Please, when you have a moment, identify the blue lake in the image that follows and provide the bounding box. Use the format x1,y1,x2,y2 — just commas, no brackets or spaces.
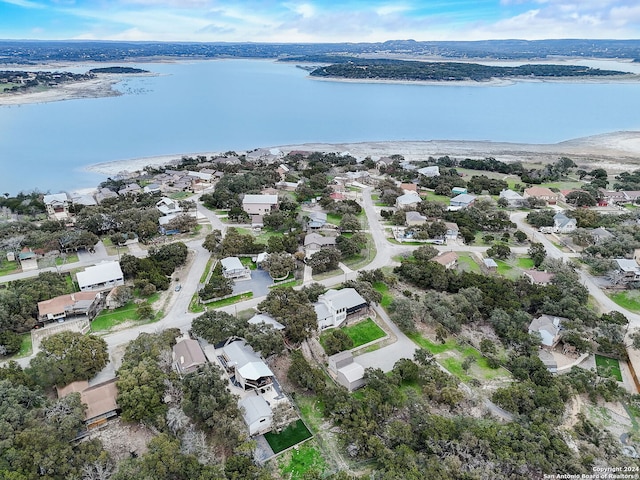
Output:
2,58,640,194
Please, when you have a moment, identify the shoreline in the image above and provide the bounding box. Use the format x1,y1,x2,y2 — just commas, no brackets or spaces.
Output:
84,131,640,177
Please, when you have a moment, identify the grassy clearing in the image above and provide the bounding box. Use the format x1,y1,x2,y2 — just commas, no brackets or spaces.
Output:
239,256,257,270
265,419,312,454
168,191,193,200
539,180,584,190
204,292,253,308
295,395,325,434
326,213,342,225
271,279,303,289
278,439,327,480
91,294,160,332
516,257,535,269
341,318,386,347
609,291,640,312
312,268,343,281
595,355,623,382
15,334,32,358
56,253,79,266
0,261,20,276
342,236,376,270
456,253,480,273
0,83,19,92
421,190,449,204
200,256,214,283
189,293,205,313
373,282,393,308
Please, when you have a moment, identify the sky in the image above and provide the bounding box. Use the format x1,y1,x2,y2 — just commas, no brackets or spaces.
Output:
1,0,640,43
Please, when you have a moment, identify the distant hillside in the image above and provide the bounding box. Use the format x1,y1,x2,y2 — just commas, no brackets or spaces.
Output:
309,60,631,82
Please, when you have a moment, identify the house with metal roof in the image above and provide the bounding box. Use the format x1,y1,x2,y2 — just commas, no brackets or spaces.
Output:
239,394,273,436
417,166,440,177
156,197,182,216
242,194,279,215
220,257,251,280
395,193,422,209
314,288,368,330
76,261,124,292
328,351,365,391
499,189,525,207
614,258,640,283
221,340,274,390
449,193,476,209
553,212,577,234
308,211,327,229
248,313,285,331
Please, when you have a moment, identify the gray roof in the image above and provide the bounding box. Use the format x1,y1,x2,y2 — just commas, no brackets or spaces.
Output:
616,258,640,273
221,257,244,272
528,315,564,337
499,189,523,200
450,193,476,205
304,233,336,247
405,211,427,222
43,193,69,204
554,212,576,228
309,211,327,223
417,166,440,176
314,302,331,321
591,227,613,239
173,339,207,373
248,313,285,331
76,262,123,290
483,258,498,268
242,194,278,205
338,361,365,383
239,395,272,426
222,341,273,380
395,193,422,205
319,288,367,310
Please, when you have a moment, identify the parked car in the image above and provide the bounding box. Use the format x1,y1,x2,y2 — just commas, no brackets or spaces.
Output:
175,284,182,292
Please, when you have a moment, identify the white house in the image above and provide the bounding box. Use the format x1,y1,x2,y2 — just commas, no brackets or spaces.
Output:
444,222,459,240
449,193,476,209
221,340,274,390
417,166,440,177
76,262,124,292
328,351,365,391
156,197,182,216
239,394,273,436
499,189,525,207
242,194,279,215
248,313,285,331
43,193,70,219
614,258,640,283
395,193,422,209
553,212,577,234
528,315,565,347
220,257,251,280
314,288,368,330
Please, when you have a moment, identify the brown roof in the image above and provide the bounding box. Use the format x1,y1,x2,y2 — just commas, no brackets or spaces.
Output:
524,186,557,198
57,379,119,422
524,270,555,284
173,339,207,374
38,291,99,318
400,183,417,192
432,251,458,266
56,380,89,397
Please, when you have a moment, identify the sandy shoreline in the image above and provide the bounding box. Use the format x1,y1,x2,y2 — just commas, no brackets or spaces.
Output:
84,131,640,177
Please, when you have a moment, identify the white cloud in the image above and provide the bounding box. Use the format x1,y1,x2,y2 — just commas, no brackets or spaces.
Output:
1,0,44,8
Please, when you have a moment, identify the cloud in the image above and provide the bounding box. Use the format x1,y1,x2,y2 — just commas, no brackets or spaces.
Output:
1,0,44,8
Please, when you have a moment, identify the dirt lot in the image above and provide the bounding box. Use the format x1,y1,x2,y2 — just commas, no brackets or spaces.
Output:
83,419,156,461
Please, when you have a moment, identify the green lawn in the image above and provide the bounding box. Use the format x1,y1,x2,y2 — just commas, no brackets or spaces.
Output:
341,318,386,347
265,419,312,454
278,440,326,480
312,268,343,281
0,261,20,276
295,395,325,434
516,257,535,269
609,291,640,312
457,253,480,273
239,256,257,270
189,293,205,313
168,191,193,200
56,253,79,266
91,293,160,332
15,334,32,358
373,282,393,308
326,213,342,225
595,355,623,382
204,291,253,308
421,190,449,204
271,279,302,289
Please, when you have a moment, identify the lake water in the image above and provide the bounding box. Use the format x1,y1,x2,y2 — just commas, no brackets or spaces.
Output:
2,58,640,194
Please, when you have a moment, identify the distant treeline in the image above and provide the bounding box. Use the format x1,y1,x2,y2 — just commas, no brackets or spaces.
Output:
88,66,149,74
309,60,629,82
0,70,94,93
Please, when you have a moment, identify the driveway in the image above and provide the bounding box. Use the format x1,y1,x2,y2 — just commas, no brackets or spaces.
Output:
232,268,273,298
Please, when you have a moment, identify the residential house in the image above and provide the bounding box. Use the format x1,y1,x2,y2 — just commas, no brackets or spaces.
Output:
625,191,640,203
405,211,427,226
37,291,104,324
156,197,182,216
328,351,366,391
523,270,555,285
376,157,395,170
76,261,124,292
395,193,422,209
173,338,207,375
400,183,418,194
499,189,525,207
57,379,119,429
314,288,369,330
43,193,70,219
399,161,417,171
329,192,345,201
221,340,274,390
143,183,161,194
94,188,118,204
449,193,476,209
599,190,626,205
248,313,285,331
17,248,38,272
432,251,458,269
614,259,640,283
538,349,558,373
242,194,279,216
553,212,577,233
444,222,459,240
72,193,97,207
451,187,468,196
239,394,273,436
220,257,251,280
528,315,565,347
304,233,337,258
591,227,613,244
246,148,281,163
118,183,142,196
523,186,559,205
308,211,327,229
417,166,440,177
277,164,290,179
483,258,498,271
